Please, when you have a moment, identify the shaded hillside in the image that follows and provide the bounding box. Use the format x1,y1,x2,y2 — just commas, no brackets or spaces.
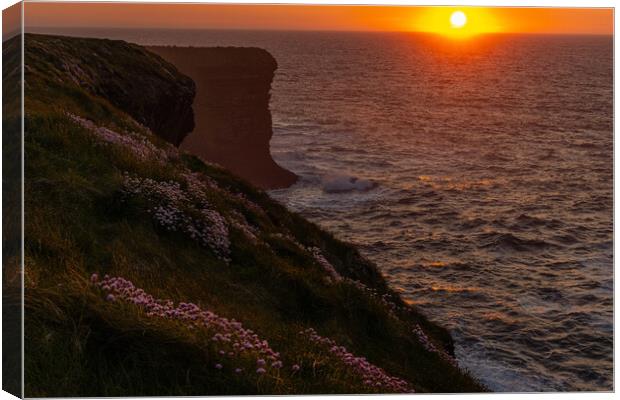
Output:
2,28,23,399
25,34,195,145
11,33,484,396
149,46,297,189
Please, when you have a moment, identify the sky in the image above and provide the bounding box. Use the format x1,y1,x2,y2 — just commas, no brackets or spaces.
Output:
2,1,20,39
23,3,613,35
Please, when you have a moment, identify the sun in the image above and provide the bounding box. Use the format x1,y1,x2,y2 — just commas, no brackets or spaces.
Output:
414,7,499,38
450,11,467,29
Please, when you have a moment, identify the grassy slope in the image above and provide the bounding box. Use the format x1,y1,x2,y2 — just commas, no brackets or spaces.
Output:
2,32,24,398
15,33,484,396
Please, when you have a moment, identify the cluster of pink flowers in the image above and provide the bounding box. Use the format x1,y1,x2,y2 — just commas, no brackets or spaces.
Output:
122,173,230,261
92,274,284,374
181,170,220,200
412,324,457,367
307,247,342,283
299,328,411,393
67,113,168,163
344,279,400,318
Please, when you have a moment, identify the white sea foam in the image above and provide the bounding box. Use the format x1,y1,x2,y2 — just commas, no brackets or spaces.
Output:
322,175,377,193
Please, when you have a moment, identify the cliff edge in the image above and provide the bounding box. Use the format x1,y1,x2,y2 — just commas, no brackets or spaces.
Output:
24,34,195,145
11,33,483,396
148,46,298,190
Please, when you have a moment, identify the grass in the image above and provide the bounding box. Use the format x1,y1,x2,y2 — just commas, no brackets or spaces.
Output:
8,33,486,396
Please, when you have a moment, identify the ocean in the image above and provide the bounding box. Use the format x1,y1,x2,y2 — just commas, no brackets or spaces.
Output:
30,27,613,392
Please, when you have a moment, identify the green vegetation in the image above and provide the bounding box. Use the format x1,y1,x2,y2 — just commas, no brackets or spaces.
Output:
7,33,485,396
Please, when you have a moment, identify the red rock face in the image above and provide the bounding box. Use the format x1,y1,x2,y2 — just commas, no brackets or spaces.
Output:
149,46,297,190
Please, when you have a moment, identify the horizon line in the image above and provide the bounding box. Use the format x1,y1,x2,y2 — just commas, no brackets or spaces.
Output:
25,26,615,36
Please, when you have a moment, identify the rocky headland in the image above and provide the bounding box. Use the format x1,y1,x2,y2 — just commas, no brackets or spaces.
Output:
149,46,297,190
7,33,484,396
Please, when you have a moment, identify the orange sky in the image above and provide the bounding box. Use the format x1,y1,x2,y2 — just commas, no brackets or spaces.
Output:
23,3,613,35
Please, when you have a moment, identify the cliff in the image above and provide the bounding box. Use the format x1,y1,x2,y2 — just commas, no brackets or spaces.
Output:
148,46,298,190
24,34,195,145
10,34,484,396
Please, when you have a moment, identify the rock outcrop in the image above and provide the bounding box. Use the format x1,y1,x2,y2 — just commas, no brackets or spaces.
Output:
25,34,195,146
149,46,297,190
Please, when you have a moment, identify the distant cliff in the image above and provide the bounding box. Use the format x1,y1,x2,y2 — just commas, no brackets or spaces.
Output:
149,46,298,190
25,34,195,146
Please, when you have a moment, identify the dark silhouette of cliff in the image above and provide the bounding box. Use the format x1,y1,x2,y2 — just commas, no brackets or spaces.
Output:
149,46,298,190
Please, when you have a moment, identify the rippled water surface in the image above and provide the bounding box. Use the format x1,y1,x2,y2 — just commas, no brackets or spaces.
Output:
34,28,613,391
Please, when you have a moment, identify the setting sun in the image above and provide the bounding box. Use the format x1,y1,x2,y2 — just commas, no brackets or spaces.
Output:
450,11,467,29
413,7,501,38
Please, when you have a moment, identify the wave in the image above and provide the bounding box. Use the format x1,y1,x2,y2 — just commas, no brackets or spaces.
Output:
477,232,557,252
322,174,378,193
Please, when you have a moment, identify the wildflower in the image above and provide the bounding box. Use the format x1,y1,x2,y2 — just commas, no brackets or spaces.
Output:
413,324,457,367
344,278,401,319
292,364,300,372
299,328,411,392
215,363,223,369
66,113,168,163
90,273,99,283
256,368,266,374
122,174,231,261
235,368,243,373
92,274,283,374
308,247,342,282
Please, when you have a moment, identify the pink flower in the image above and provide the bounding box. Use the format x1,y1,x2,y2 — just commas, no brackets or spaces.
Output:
67,113,168,163
299,328,411,392
215,363,222,369
90,273,99,283
235,368,243,373
292,364,300,372
308,247,342,282
256,368,266,374
94,274,284,375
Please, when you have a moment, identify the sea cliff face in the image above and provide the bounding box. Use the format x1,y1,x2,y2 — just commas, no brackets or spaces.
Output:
14,33,483,396
148,46,298,190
